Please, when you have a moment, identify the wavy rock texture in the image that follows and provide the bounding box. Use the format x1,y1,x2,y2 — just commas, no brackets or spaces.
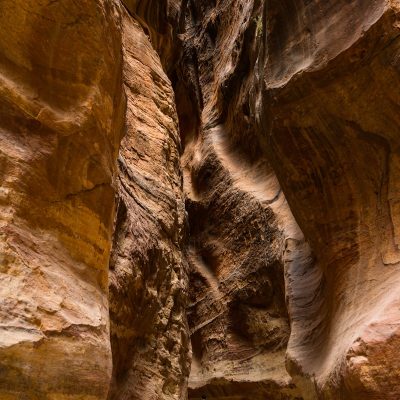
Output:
175,0,400,399
174,1,306,398
2,1,400,400
258,0,400,398
108,5,189,400
0,0,124,398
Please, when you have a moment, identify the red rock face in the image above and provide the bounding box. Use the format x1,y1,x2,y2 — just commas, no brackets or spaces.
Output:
0,0,124,398
174,1,305,398
174,0,400,398
2,1,400,399
259,0,400,398
108,6,189,400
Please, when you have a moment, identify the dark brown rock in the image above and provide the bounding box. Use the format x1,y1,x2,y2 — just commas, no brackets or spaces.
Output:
173,1,305,398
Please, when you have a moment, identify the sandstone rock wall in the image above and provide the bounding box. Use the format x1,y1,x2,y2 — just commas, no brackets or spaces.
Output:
174,0,400,398
108,5,189,400
2,1,400,400
258,1,400,398
0,1,190,398
120,0,182,72
173,1,307,398
0,0,124,398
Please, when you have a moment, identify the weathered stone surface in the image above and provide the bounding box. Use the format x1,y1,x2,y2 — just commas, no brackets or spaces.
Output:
3,1,400,399
108,6,189,400
121,0,182,72
258,0,400,398
174,1,305,398
0,0,124,398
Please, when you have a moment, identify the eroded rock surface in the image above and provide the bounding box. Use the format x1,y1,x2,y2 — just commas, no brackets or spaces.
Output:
108,6,189,400
0,0,124,398
259,0,400,398
173,1,305,398
2,1,400,399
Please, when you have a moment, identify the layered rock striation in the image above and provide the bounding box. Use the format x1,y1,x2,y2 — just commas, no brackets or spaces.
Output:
108,4,189,400
1,1,400,400
0,0,124,398
258,1,400,398
173,1,307,399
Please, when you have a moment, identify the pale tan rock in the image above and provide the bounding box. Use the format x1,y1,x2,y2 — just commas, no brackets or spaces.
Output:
0,0,124,398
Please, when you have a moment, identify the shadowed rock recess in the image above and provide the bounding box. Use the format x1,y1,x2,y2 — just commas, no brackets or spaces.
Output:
1,0,400,399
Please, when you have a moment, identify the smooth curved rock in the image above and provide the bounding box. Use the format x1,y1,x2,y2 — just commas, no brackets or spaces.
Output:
174,1,305,398
3,1,400,399
259,0,400,398
0,0,124,398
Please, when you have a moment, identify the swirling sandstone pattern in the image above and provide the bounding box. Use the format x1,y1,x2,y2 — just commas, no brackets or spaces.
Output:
108,5,189,400
174,1,304,398
259,1,400,398
1,1,400,399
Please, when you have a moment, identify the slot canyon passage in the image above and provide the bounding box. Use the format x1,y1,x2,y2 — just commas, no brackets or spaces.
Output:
2,0,400,399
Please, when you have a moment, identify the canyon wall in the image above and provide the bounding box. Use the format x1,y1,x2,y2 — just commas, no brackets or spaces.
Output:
1,0,400,399
258,1,400,398
108,4,189,400
0,0,124,398
174,1,306,398
175,0,400,398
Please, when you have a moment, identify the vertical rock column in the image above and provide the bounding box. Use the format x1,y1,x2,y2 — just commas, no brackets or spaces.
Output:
108,6,190,400
0,0,124,399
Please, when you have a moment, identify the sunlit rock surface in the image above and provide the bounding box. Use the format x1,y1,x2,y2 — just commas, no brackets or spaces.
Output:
2,1,400,399
0,0,124,398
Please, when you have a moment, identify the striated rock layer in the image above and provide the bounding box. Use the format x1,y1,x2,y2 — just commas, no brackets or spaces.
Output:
173,1,306,398
0,0,191,398
0,0,124,398
108,4,189,400
2,0,400,399
174,0,400,398
258,0,400,398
